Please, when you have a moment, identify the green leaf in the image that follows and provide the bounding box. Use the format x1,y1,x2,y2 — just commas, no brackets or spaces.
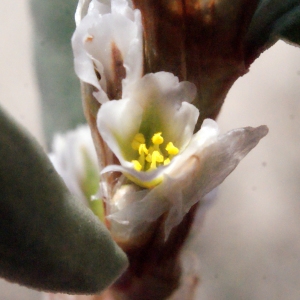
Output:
273,5,300,45
30,0,85,146
0,106,128,294
245,0,300,61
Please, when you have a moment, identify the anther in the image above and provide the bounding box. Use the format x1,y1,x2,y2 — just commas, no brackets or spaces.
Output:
164,158,171,166
138,144,148,155
166,142,179,155
149,151,164,170
152,132,164,145
132,160,142,171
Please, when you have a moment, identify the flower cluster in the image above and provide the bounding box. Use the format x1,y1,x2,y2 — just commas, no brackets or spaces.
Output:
72,0,268,240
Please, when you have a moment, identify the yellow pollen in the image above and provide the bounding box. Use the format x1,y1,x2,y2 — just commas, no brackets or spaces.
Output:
132,160,142,171
146,152,152,163
131,132,179,172
131,133,145,150
166,142,179,155
149,151,164,170
164,158,171,166
146,150,163,164
154,151,164,162
138,144,148,155
152,132,164,145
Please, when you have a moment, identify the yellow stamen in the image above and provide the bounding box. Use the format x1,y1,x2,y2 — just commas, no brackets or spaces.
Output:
146,154,152,163
155,151,164,163
138,144,148,155
132,160,142,171
149,151,164,170
166,142,179,155
138,144,148,169
164,158,171,166
146,146,154,163
152,132,164,145
131,132,179,172
131,133,145,150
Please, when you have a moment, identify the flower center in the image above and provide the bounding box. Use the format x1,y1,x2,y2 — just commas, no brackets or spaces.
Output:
131,132,179,171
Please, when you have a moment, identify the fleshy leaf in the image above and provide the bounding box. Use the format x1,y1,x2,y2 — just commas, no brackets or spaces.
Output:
245,0,300,62
0,106,128,294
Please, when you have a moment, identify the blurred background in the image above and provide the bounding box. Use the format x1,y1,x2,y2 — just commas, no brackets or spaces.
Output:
0,0,300,299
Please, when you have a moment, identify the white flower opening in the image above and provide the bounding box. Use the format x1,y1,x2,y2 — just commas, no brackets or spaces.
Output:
72,0,269,240
98,72,200,188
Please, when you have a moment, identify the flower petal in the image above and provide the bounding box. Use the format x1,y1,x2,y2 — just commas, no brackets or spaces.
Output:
125,72,198,148
97,98,143,164
49,125,99,203
162,125,269,236
97,72,199,175
72,12,104,94
75,0,92,25
166,118,220,166
107,125,268,240
72,0,142,103
102,164,165,188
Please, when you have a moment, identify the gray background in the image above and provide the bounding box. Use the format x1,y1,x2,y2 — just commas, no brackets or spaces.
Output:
1,0,300,299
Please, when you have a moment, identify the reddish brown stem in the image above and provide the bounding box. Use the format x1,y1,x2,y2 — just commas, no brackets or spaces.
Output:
132,0,259,129
106,203,199,300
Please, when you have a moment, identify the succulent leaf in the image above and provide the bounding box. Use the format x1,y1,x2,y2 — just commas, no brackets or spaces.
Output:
0,106,127,294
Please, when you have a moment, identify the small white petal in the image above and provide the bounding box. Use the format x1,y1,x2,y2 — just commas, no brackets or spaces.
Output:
111,0,134,15
121,9,143,89
107,125,268,240
124,72,198,148
125,72,196,105
72,0,143,103
49,125,99,203
102,164,165,188
72,13,103,92
97,98,143,164
107,185,169,240
84,13,137,82
166,118,220,168
75,0,92,25
97,72,199,176
88,1,111,16
163,125,269,236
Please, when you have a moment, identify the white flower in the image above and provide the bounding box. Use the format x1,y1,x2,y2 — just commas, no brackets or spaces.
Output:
72,0,143,103
98,71,200,188
72,0,269,240
49,125,99,204
96,71,268,239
